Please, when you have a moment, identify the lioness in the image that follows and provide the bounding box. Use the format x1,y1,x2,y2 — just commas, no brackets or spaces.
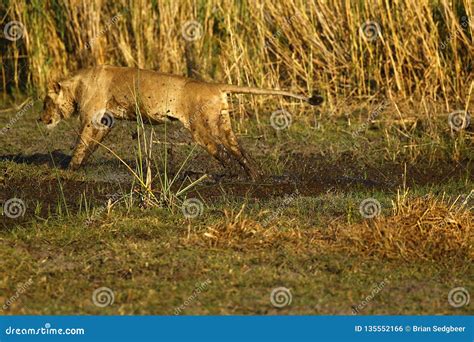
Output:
40,65,322,179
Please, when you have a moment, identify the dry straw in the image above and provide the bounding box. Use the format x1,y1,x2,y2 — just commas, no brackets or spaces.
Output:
184,195,472,263
1,0,472,110
337,194,473,263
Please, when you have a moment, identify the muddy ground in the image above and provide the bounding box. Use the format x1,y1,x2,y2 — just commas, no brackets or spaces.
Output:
1,146,471,228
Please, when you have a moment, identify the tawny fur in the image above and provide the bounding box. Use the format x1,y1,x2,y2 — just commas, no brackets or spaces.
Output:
40,65,322,179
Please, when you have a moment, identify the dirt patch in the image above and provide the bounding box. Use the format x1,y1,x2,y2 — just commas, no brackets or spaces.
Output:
0,177,120,228
1,151,471,228
285,152,471,187
187,152,472,199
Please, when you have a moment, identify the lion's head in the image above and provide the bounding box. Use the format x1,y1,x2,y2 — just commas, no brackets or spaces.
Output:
40,81,75,129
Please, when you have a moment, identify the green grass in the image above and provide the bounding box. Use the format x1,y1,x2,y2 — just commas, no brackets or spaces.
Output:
1,203,471,315
0,98,473,315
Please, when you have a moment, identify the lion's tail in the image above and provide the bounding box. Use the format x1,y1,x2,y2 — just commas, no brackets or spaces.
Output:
219,84,323,106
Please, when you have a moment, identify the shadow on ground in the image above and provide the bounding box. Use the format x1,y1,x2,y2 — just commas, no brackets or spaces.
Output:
0,150,71,169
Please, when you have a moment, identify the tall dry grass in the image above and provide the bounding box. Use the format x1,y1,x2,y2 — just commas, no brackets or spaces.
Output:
1,0,473,110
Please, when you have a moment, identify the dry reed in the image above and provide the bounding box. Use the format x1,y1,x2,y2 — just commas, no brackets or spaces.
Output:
1,0,472,111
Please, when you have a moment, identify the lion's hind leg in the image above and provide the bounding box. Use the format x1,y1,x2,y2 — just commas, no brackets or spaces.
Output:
188,99,261,180
215,108,261,180
188,117,235,173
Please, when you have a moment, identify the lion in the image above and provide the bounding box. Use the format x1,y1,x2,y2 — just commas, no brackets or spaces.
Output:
40,65,323,179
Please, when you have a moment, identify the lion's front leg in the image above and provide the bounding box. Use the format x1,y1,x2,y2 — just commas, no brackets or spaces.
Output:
69,122,112,170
